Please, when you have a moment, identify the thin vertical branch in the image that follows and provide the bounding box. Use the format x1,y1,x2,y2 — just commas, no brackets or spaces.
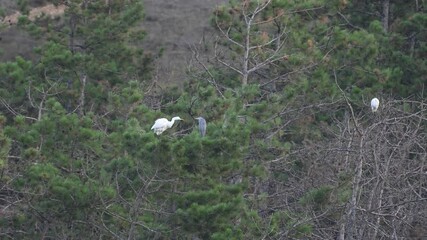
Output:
78,74,87,116
334,69,365,240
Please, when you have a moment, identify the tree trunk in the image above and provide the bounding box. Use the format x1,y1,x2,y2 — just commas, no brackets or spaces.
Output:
345,135,365,240
382,0,390,33
242,21,251,86
78,74,86,116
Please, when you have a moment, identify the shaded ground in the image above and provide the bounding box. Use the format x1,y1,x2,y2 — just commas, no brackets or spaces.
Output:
141,0,226,87
0,27,41,61
0,0,226,86
0,0,55,61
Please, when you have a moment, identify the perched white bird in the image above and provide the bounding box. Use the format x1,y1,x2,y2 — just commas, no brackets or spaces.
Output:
371,98,379,112
151,117,183,135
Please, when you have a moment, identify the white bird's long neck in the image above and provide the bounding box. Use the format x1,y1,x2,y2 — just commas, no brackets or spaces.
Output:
169,119,175,127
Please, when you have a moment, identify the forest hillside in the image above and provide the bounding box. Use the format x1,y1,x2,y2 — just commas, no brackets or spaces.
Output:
0,0,426,239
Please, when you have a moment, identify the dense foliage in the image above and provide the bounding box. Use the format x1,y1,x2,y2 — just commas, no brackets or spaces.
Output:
1,0,426,239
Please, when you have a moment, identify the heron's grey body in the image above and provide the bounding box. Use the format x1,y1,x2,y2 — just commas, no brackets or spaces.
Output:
371,98,379,112
151,116,182,135
195,117,206,137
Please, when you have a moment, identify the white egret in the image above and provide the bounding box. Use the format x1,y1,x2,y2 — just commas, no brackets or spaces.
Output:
195,117,206,137
151,116,183,135
371,98,379,112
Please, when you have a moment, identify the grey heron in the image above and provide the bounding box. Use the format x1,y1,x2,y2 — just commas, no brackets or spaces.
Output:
195,117,206,137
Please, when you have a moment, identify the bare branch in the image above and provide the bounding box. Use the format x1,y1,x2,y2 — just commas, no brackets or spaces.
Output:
189,44,226,98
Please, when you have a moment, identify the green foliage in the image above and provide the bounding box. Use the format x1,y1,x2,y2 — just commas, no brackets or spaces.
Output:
176,184,244,239
26,163,58,184
0,7,5,19
0,115,11,170
345,0,427,97
294,224,313,238
49,175,94,207
299,185,333,209
17,0,29,14
0,57,32,103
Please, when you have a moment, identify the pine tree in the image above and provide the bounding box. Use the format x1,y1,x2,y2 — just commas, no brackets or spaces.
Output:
0,0,156,238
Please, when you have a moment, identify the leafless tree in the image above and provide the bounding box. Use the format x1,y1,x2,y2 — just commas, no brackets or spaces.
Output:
213,0,287,86
322,97,426,240
242,91,427,239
